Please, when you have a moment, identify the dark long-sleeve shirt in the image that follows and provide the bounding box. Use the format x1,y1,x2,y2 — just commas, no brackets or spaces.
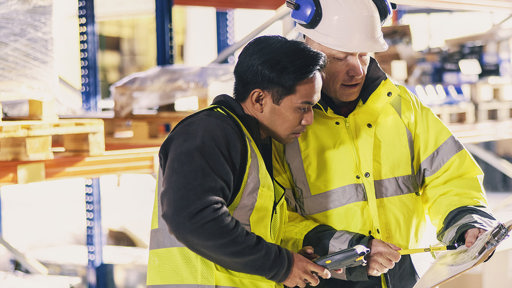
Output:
158,94,293,282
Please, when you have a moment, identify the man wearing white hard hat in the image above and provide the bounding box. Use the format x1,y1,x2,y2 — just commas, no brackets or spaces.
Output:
273,0,497,287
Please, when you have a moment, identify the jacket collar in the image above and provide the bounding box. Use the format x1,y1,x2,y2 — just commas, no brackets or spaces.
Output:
316,57,387,114
211,94,265,147
211,94,274,176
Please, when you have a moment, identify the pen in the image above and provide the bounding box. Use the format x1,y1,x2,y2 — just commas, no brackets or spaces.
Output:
399,243,459,255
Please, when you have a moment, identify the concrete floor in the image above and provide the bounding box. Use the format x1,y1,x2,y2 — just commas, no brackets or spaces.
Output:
0,176,511,287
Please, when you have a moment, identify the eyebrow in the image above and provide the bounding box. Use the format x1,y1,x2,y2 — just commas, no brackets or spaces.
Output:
300,101,316,106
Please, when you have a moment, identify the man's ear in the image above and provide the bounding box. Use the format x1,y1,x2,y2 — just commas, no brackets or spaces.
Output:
247,89,267,113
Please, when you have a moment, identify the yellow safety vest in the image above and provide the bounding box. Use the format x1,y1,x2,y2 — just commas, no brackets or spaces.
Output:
147,106,292,288
274,78,489,251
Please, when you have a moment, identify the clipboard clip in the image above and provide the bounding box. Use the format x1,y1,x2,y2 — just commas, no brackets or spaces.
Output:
487,223,509,249
475,222,510,258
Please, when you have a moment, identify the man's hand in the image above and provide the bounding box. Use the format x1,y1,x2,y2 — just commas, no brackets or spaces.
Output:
282,252,331,288
298,246,319,261
464,228,486,248
366,239,401,277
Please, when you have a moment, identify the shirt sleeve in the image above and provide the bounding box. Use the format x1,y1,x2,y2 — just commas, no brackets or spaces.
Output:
159,111,293,283
399,85,497,241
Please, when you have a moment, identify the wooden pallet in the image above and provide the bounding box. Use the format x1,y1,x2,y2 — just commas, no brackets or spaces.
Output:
431,102,476,124
0,119,105,161
104,111,192,146
475,101,512,122
0,98,58,122
449,120,512,144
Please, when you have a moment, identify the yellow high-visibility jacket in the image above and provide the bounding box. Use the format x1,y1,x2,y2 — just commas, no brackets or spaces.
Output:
147,102,318,288
273,76,496,285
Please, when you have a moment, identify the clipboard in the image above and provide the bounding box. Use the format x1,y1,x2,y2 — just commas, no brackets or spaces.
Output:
413,220,512,288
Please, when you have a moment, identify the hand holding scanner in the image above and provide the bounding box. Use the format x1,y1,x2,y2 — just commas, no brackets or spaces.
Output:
313,245,370,270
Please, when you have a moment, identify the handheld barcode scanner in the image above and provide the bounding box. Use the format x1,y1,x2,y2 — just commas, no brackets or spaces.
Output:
314,245,370,270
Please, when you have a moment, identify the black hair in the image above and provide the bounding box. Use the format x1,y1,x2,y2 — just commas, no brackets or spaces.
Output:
233,35,326,104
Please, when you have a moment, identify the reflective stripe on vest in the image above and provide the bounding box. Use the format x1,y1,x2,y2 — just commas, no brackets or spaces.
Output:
417,135,464,186
232,139,261,232
149,169,185,250
328,230,360,253
285,104,465,216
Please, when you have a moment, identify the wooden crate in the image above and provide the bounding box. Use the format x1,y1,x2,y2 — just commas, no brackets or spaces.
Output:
0,119,105,161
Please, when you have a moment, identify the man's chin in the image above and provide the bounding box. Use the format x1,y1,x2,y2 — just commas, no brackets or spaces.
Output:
289,133,303,142
280,137,296,145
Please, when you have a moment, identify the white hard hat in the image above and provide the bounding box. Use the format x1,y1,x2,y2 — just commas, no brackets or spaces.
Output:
287,0,393,53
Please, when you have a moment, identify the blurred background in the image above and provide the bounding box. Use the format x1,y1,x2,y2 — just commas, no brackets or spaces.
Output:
1,0,512,287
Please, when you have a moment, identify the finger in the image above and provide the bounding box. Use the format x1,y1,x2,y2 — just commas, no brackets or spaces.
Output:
368,267,380,276
303,273,320,287
376,256,395,269
367,265,379,276
334,268,343,274
384,256,398,269
310,266,330,279
302,246,315,254
387,251,401,263
368,262,388,276
465,229,479,247
386,242,402,250
318,268,331,279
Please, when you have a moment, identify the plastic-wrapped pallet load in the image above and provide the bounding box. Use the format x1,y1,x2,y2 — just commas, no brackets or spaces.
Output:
0,0,57,113
110,64,235,117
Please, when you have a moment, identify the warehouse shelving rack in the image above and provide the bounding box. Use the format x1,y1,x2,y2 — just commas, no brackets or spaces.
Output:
0,1,281,287
1,1,512,288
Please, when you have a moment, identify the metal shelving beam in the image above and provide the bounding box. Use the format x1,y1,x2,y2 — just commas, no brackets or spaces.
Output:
212,4,290,64
156,0,175,65
216,9,235,64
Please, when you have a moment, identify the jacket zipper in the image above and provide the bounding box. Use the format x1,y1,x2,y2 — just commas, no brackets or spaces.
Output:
344,117,378,237
270,180,286,236
344,118,362,181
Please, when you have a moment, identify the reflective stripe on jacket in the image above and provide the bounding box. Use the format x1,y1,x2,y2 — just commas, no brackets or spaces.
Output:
147,106,287,288
274,78,492,252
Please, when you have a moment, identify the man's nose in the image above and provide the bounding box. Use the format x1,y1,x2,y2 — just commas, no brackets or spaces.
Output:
346,56,364,78
302,109,314,126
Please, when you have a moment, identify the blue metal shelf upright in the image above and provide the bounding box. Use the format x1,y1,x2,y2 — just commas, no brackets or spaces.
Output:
78,1,108,287
79,0,100,112
156,0,175,65
216,9,235,64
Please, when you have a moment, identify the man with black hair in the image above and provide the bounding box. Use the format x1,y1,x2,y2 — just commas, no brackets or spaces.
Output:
147,35,333,288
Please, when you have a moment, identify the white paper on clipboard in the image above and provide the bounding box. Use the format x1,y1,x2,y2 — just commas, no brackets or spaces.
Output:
413,220,512,288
